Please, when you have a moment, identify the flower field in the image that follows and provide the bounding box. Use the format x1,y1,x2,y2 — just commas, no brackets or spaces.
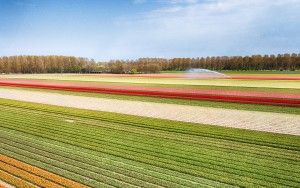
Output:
1,0,300,186
0,99,299,187
0,72,299,187
0,76,299,106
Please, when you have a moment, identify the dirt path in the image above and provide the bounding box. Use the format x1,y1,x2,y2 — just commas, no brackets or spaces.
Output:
0,88,299,135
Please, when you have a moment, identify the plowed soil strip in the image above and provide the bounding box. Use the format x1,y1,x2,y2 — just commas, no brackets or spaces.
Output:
0,88,299,135
0,154,89,188
0,79,299,106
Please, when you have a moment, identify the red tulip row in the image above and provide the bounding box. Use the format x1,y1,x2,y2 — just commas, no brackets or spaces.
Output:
0,79,299,107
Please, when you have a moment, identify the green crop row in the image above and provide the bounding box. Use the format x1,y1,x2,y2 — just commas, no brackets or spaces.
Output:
0,98,299,187
1,107,298,172
1,113,298,183
4,98,300,149
1,102,299,161
0,119,241,187
0,104,298,184
0,128,224,188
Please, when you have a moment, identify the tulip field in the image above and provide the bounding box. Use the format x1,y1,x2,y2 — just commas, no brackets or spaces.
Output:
0,73,300,107
0,72,299,187
0,99,299,187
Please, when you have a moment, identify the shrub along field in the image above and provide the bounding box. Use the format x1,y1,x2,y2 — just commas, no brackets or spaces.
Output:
0,99,299,187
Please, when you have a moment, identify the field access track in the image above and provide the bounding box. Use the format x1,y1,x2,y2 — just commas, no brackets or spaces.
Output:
0,79,299,106
0,88,299,135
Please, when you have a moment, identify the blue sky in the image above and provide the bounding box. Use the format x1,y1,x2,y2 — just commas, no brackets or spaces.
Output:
0,0,299,60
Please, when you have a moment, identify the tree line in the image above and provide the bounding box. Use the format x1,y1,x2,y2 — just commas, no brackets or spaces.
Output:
0,56,97,74
0,53,299,74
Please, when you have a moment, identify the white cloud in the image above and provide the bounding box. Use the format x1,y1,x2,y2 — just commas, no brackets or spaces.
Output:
104,0,300,59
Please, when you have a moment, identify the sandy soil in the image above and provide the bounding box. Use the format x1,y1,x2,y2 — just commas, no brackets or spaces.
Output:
0,88,299,136
0,180,15,188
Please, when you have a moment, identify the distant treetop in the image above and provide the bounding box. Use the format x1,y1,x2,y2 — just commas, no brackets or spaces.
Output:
0,53,299,74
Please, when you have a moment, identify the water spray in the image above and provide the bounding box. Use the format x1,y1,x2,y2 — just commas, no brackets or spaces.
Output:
185,69,229,79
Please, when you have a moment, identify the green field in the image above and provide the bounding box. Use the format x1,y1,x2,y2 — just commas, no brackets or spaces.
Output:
0,99,299,187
